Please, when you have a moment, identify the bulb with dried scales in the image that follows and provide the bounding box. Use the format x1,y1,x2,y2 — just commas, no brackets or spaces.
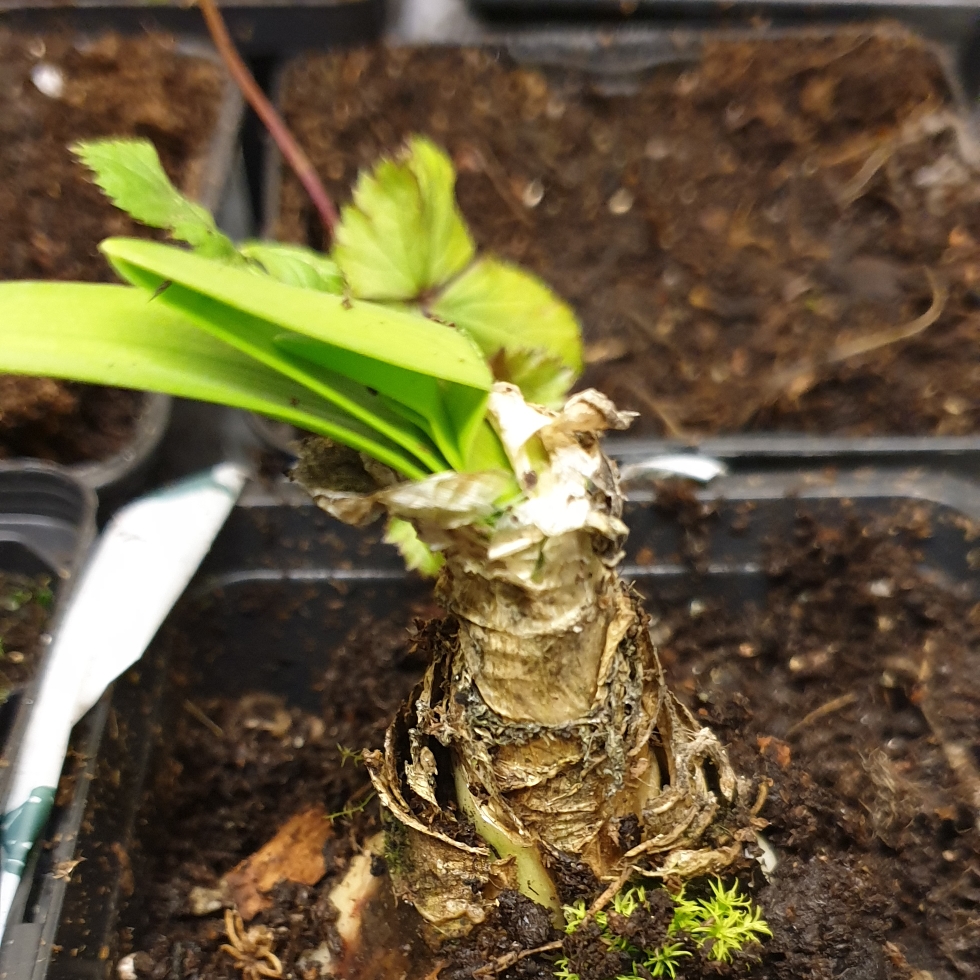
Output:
0,135,759,955
297,383,756,939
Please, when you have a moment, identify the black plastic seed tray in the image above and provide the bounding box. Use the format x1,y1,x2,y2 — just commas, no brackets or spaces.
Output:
467,0,980,59
0,0,385,58
500,23,980,476
32,466,980,979
606,432,980,480
0,463,98,789
0,464,97,980
262,21,980,478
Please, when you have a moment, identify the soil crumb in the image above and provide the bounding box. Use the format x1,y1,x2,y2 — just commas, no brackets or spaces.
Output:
277,27,980,438
0,30,224,463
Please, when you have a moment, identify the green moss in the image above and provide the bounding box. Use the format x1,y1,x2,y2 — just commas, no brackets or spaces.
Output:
556,878,771,980
382,815,409,876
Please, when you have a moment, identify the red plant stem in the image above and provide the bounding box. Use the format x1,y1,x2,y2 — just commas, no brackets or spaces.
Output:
197,0,339,238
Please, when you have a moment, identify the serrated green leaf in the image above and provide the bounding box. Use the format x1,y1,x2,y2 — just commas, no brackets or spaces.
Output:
492,347,577,408
430,257,583,407
333,136,475,301
72,139,237,260
0,282,429,478
383,518,445,576
409,138,476,288
240,241,344,293
334,159,422,299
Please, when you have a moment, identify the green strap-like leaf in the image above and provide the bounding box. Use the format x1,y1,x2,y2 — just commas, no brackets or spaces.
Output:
333,136,475,301
0,282,430,479
275,335,472,470
103,242,494,471
103,245,450,473
430,257,583,407
102,238,492,391
72,139,238,261
102,238,493,469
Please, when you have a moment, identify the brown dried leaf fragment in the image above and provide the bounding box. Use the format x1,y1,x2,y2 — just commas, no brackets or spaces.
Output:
222,805,332,920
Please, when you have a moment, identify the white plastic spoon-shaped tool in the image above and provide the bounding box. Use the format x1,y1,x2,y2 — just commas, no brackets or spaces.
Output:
0,463,248,940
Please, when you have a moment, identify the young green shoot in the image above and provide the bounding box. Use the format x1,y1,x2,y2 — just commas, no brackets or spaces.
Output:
0,581,51,613
337,744,363,768
675,878,773,965
3,590,32,613
326,792,376,825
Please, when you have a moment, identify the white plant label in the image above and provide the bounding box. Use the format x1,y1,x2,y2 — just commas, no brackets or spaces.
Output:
0,463,248,940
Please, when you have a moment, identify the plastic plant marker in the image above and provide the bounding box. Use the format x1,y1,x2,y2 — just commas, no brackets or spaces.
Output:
0,463,249,941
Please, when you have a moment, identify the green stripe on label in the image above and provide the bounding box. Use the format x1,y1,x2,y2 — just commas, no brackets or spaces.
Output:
1,787,55,875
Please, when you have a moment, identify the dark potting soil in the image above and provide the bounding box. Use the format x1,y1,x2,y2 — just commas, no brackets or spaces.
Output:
0,30,224,464
98,500,980,980
276,28,980,439
0,376,144,465
0,571,53,702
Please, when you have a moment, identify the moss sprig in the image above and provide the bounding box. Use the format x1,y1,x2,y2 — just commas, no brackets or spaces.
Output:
554,878,771,980
672,878,772,964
